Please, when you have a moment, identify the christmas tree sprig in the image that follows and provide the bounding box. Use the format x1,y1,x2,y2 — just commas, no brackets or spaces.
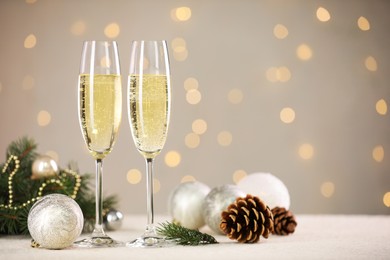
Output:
0,136,118,235
157,221,218,246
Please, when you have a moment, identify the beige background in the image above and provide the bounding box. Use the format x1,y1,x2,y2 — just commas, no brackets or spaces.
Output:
0,0,389,215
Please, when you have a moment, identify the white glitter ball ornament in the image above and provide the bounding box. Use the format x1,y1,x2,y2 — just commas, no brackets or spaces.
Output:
202,184,246,234
237,172,290,209
28,193,84,249
168,181,211,229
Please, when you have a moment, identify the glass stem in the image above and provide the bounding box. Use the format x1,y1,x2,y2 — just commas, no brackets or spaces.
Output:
93,158,105,237
145,158,155,235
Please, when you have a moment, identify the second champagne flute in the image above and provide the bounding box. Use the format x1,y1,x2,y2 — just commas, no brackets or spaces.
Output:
76,41,122,247
126,40,172,247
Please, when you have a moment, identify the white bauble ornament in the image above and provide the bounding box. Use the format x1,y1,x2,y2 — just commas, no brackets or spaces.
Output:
202,185,245,234
28,194,84,249
31,155,59,180
237,172,290,209
168,181,211,229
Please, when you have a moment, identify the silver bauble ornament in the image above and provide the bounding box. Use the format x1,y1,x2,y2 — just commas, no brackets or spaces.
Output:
28,193,84,249
202,184,245,234
31,155,59,180
237,172,290,209
103,209,123,231
168,181,211,229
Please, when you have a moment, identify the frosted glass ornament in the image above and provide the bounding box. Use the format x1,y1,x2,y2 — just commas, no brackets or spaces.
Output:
202,184,246,234
168,181,211,229
237,172,290,209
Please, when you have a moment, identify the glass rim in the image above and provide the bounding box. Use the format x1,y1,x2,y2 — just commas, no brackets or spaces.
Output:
82,40,118,44
130,40,167,43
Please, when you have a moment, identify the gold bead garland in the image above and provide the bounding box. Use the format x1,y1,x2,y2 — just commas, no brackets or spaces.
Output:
61,169,82,199
0,154,82,211
1,155,20,207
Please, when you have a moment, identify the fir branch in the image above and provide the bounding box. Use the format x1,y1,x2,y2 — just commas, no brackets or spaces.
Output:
0,136,119,235
157,222,218,246
5,136,38,160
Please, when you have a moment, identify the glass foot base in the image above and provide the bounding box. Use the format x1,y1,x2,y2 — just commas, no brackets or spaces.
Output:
74,236,123,248
126,235,175,248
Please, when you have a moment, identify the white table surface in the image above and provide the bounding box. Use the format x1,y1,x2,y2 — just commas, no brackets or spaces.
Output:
1,214,389,260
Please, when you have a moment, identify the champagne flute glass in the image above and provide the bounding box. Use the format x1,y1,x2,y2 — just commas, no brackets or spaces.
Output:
126,40,172,247
76,41,122,247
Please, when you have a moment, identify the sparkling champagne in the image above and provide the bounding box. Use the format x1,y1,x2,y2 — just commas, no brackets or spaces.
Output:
128,74,170,158
79,74,122,159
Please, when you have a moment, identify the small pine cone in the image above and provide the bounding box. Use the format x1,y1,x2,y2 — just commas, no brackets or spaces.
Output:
220,194,274,243
271,207,297,235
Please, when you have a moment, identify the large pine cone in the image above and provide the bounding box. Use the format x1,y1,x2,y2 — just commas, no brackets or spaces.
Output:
271,207,297,235
220,194,274,243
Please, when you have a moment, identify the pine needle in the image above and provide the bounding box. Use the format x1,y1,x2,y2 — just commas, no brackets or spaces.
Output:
156,222,218,246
